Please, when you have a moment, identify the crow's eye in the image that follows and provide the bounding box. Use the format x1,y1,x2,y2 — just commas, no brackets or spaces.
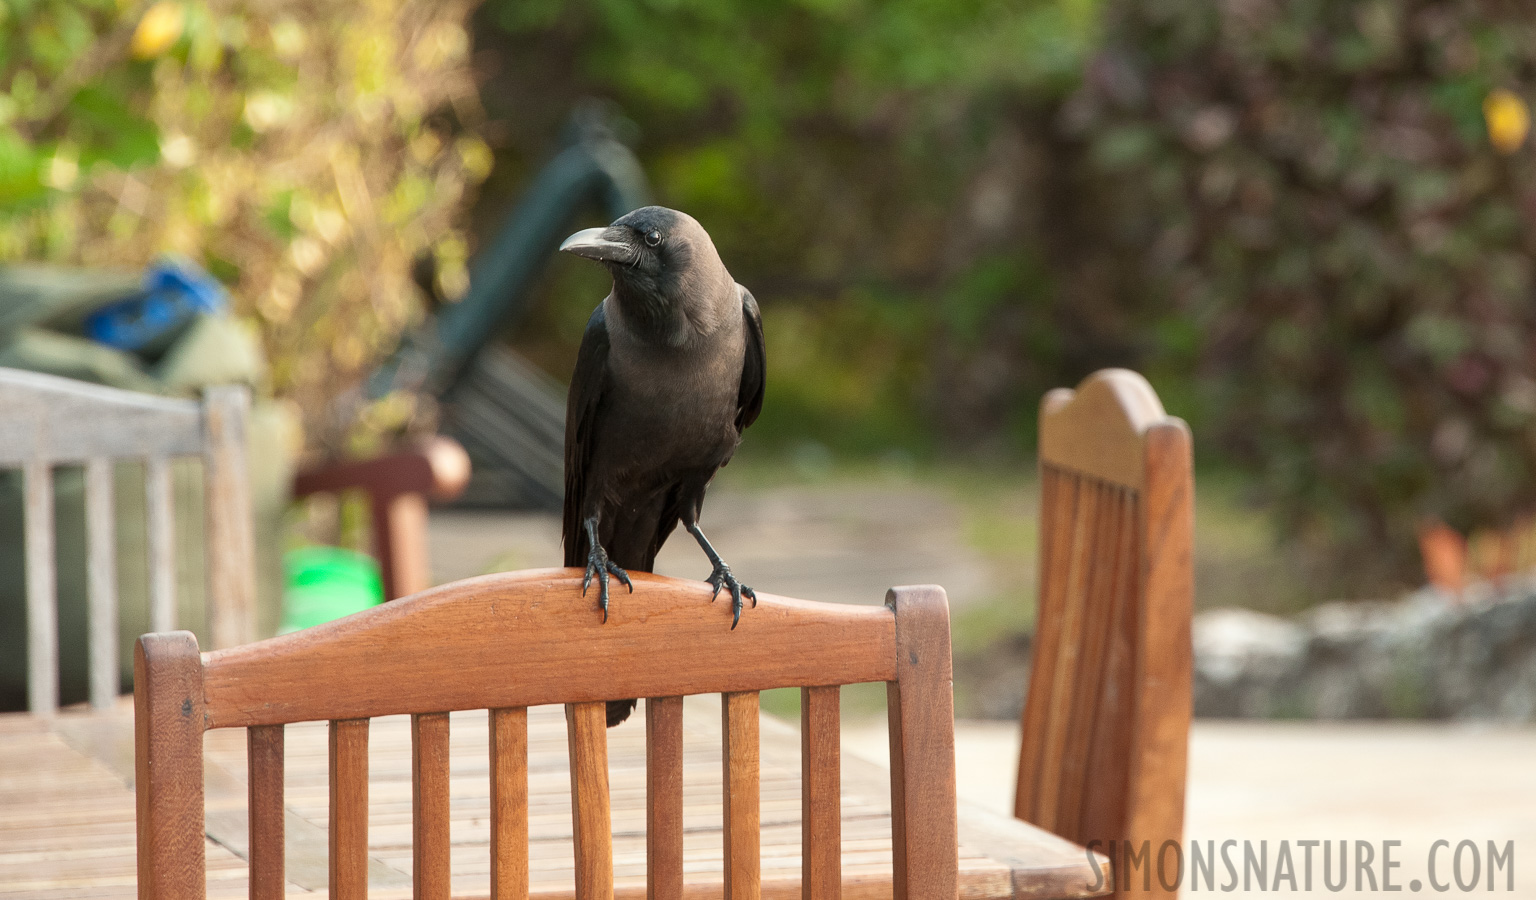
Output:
644,230,662,247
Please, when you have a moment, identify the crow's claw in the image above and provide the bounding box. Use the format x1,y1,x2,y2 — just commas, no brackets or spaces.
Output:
706,563,753,630
582,544,630,623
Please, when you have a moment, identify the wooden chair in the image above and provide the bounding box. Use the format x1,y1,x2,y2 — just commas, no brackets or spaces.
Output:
1013,369,1193,897
292,435,472,600
134,570,959,899
0,367,255,716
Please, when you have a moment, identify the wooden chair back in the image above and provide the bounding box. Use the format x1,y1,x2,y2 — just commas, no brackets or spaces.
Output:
292,435,472,600
0,367,255,715
1013,369,1193,896
134,570,958,900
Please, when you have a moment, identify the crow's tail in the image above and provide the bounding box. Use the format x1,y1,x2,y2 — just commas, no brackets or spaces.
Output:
606,698,637,727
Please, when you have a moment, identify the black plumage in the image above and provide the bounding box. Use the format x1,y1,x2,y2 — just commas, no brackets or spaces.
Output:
559,206,766,726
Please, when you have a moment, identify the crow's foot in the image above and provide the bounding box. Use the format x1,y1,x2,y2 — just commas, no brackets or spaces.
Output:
581,543,632,622
706,563,756,630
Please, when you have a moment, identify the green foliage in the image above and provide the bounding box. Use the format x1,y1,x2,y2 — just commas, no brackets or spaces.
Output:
1070,0,1536,587
0,0,486,452
481,0,1536,593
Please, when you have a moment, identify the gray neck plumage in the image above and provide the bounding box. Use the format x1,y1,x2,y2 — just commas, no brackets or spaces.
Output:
609,286,698,349
610,270,734,350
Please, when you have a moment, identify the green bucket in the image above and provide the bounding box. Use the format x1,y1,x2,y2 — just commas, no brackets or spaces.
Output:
280,546,384,634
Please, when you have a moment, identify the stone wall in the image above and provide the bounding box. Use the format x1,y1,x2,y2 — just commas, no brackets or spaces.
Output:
1195,580,1536,721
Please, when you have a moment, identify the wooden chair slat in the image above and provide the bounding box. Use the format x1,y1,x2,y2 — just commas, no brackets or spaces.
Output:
885,586,957,900
644,696,684,900
202,384,256,650
24,459,57,716
413,712,452,900
565,701,613,900
329,718,370,900
247,724,285,900
800,685,841,900
1079,478,1139,846
85,457,118,709
1013,462,1066,821
1056,482,1134,839
1035,475,1100,831
1015,465,1076,824
722,691,760,900
145,454,177,633
4,369,253,714
490,707,530,900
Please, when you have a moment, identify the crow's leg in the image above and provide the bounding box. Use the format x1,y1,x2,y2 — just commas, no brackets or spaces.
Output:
686,521,756,629
581,516,632,622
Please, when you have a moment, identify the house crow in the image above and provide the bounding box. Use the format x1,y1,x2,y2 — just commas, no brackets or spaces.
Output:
559,206,766,726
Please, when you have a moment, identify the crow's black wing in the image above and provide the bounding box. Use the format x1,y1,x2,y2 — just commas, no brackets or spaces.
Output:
563,303,611,567
736,284,766,433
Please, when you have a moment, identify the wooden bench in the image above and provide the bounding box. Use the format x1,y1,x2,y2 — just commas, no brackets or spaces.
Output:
0,367,255,715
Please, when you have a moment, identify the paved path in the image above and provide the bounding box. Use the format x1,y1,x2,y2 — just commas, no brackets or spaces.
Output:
843,720,1536,899
429,482,994,610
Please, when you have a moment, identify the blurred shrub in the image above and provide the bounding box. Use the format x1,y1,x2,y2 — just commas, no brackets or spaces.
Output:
1069,0,1536,588
479,0,1536,593
0,0,485,453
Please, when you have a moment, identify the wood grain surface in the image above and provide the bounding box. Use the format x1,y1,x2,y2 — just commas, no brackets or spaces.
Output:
85,457,118,710
1037,369,1166,489
1,368,255,714
329,718,370,900
722,692,761,900
111,568,1112,900
200,571,899,728
0,368,203,465
414,712,452,900
566,702,613,900
491,706,531,900
145,454,177,634
132,633,206,900
884,586,958,900
247,725,285,900
800,686,840,900
1015,369,1192,900
8,697,1107,900
644,697,684,900
24,459,56,717
201,384,256,650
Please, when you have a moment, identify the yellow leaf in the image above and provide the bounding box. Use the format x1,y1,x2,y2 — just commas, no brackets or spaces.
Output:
131,2,184,60
1484,88,1530,155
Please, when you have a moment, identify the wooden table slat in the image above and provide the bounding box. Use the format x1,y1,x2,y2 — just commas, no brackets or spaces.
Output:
1,699,1108,899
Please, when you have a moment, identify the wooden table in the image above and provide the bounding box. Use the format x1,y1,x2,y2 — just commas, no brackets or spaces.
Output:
1,698,1108,899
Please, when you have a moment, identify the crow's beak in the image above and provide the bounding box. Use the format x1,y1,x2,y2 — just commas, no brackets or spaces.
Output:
560,227,637,264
